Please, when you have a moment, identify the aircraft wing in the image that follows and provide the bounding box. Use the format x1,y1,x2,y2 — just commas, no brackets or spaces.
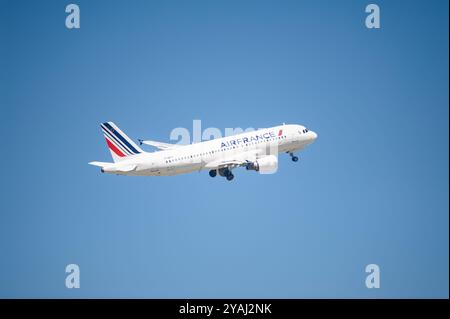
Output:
138,139,182,151
204,151,259,169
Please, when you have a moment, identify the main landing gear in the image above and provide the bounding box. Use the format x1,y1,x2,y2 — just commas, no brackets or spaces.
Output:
289,152,299,162
209,169,217,177
226,172,234,181
209,168,234,181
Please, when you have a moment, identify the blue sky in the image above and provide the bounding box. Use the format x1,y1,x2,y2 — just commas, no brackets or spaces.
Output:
0,0,448,298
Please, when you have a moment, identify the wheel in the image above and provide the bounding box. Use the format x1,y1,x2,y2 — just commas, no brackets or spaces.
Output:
226,173,234,181
209,170,217,177
292,156,299,162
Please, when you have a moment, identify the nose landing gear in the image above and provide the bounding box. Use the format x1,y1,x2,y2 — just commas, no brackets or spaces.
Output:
289,152,299,162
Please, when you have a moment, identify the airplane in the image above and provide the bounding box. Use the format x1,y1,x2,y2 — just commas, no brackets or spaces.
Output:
89,122,318,181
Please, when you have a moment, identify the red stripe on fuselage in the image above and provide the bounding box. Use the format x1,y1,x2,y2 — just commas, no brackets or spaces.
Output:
278,129,283,136
105,137,125,157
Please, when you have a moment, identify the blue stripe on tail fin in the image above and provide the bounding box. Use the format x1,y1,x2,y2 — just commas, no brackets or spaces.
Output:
101,122,144,156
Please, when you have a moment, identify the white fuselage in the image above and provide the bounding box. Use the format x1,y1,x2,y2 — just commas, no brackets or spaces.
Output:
101,124,317,176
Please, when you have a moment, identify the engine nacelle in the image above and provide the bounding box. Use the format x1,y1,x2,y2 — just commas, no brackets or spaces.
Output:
246,155,278,174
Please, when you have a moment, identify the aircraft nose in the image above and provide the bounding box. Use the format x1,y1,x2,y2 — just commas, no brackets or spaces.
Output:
310,131,318,141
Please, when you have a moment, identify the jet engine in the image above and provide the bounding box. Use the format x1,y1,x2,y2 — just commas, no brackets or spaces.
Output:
245,155,278,174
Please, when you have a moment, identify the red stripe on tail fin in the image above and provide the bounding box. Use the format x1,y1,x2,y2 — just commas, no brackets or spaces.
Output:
105,138,125,157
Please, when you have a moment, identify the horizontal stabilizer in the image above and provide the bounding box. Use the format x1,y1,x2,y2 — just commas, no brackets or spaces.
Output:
88,161,136,173
88,161,112,167
138,139,182,151
114,164,137,172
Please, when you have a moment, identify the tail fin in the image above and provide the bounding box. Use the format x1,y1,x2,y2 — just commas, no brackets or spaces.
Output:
100,122,144,162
